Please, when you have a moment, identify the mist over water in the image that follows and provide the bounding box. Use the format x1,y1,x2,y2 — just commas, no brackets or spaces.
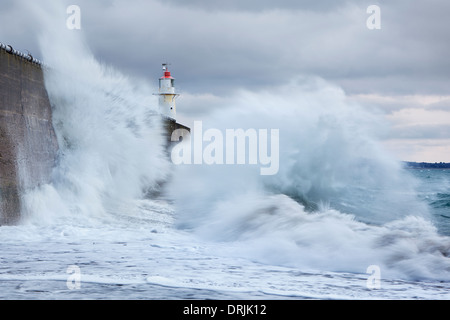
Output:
167,80,450,280
15,0,450,289
170,79,429,225
21,1,170,223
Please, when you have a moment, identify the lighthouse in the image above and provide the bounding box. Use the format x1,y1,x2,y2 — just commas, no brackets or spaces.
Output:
156,63,179,120
155,63,190,148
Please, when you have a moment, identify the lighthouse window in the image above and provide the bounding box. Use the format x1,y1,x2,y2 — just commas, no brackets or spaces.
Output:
171,79,175,87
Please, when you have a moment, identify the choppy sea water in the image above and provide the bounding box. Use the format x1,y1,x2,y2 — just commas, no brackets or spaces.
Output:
412,169,450,237
1,170,450,300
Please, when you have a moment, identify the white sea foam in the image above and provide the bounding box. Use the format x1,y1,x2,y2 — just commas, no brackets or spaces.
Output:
167,78,450,281
20,0,170,224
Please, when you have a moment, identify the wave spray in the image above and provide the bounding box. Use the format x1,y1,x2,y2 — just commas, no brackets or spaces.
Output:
19,0,450,282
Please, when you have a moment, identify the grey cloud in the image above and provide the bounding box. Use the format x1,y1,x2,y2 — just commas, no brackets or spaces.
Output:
2,0,450,98
391,124,450,140
156,0,352,12
85,0,450,97
429,99,450,112
0,1,39,54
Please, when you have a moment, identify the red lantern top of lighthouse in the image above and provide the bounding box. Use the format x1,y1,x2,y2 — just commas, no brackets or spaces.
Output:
161,63,174,79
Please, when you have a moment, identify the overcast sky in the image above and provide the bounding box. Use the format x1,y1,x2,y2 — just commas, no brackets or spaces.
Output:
1,0,449,162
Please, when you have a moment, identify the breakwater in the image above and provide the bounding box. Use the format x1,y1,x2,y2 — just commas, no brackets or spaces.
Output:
0,44,58,225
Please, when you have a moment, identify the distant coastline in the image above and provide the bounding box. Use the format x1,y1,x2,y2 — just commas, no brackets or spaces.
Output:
403,161,450,169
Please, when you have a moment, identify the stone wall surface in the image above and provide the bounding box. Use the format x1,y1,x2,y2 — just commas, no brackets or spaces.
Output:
0,48,58,225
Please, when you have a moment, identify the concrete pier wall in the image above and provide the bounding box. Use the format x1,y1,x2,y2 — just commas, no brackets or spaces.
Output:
0,46,58,225
163,117,191,147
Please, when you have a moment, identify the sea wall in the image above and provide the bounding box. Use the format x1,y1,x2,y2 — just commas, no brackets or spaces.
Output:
0,45,58,225
163,117,191,148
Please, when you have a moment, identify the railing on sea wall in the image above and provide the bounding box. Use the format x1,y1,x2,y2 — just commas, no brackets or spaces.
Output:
0,42,43,66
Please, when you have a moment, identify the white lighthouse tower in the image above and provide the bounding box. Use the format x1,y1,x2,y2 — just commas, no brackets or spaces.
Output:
156,63,179,120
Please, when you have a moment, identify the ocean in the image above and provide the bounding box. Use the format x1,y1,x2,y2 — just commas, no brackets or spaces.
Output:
0,170,449,300
412,169,450,237
1,6,450,300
